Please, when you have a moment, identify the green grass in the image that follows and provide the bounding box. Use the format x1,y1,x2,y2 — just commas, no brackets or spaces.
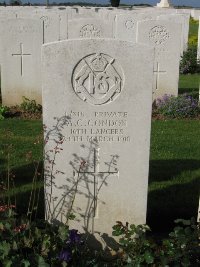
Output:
0,119,43,216
0,119,42,169
179,73,199,97
0,119,200,232
148,120,200,231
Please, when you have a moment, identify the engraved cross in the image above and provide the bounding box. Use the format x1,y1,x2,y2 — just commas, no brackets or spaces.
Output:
12,43,31,76
153,62,166,90
78,148,119,218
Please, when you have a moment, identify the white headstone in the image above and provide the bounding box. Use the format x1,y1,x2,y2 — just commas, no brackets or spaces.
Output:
116,12,153,42
137,20,182,100
191,9,200,20
67,18,113,39
42,39,154,239
69,7,97,19
0,18,43,106
158,14,188,54
32,11,62,44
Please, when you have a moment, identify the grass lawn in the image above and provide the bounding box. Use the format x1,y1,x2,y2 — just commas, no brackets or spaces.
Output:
179,73,199,98
0,119,44,217
148,120,200,232
0,118,200,233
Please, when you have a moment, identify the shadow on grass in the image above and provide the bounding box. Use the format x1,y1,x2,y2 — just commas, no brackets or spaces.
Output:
149,159,200,183
147,160,200,232
1,159,199,234
0,162,44,219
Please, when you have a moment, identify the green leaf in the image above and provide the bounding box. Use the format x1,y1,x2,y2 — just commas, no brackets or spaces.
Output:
12,241,18,250
67,213,76,220
0,222,4,230
130,224,136,231
2,260,12,267
174,219,191,226
37,256,50,267
58,225,69,241
34,227,41,239
182,257,190,266
144,251,154,264
0,241,11,258
21,259,31,267
4,223,11,230
184,227,192,235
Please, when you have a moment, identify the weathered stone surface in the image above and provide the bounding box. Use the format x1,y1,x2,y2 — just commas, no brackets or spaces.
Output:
137,20,182,99
116,12,152,42
191,9,200,20
0,18,43,106
158,13,189,53
67,18,113,39
42,39,154,238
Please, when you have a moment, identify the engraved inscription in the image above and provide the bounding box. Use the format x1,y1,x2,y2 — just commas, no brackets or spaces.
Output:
18,25,29,33
125,20,134,30
14,23,35,34
149,25,169,45
65,110,131,143
80,24,101,38
72,53,124,105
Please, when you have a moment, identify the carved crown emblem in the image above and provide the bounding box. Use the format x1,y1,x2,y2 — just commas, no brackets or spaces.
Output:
72,53,124,105
90,54,107,72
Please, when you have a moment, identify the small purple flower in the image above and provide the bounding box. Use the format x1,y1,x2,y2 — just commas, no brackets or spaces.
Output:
66,229,83,246
59,249,72,262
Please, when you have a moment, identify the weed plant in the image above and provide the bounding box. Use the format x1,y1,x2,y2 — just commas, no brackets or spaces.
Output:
0,106,9,120
20,96,42,115
155,94,200,119
180,46,200,74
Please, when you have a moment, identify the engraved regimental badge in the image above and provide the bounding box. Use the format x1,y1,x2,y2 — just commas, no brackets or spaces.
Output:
80,24,101,38
149,25,170,45
72,53,124,105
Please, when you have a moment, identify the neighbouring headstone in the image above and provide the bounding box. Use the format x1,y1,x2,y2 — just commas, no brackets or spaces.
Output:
191,9,200,20
67,18,114,39
158,13,189,53
137,20,182,100
0,18,43,106
115,13,144,42
42,39,154,241
33,11,62,44
69,7,97,19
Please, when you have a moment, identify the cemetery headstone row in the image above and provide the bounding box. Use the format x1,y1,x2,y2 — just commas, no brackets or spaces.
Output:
0,6,186,106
